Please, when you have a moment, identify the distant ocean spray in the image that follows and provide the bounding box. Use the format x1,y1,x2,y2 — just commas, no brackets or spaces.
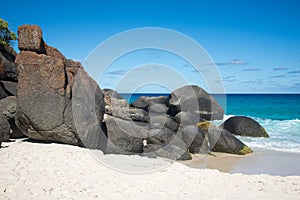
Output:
121,93,300,153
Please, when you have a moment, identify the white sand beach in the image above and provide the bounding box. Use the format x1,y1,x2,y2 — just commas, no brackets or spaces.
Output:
0,140,299,200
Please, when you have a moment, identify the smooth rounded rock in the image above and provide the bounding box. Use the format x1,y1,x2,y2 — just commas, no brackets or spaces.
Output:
222,116,269,137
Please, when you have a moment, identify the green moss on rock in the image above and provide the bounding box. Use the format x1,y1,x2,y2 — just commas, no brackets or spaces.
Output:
197,121,212,131
239,146,253,155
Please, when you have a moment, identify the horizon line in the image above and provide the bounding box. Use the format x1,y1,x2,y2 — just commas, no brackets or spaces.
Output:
118,92,300,95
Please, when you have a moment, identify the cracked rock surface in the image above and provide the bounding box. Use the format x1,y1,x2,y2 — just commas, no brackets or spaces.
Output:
15,25,105,149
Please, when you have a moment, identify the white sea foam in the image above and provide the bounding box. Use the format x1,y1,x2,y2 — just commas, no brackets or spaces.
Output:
212,115,300,153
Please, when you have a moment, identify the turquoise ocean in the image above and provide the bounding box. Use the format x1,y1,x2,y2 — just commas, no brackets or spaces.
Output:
122,93,300,153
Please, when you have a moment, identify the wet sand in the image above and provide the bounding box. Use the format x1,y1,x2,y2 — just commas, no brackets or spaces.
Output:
179,148,300,176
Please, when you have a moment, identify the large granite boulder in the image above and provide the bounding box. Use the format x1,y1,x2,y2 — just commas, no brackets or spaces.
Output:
44,43,66,61
0,80,17,99
0,45,18,82
143,143,192,160
15,25,105,149
221,116,269,138
103,89,149,122
103,88,127,110
106,106,149,122
178,125,209,154
18,25,45,54
209,128,253,155
131,96,168,111
174,111,205,127
0,44,18,101
147,127,177,145
148,103,169,116
0,83,8,99
0,96,24,140
0,119,3,146
70,63,106,149
0,113,10,143
198,122,252,155
143,127,191,160
103,88,124,101
168,85,224,120
0,81,17,96
104,115,148,154
16,51,69,140
149,115,178,131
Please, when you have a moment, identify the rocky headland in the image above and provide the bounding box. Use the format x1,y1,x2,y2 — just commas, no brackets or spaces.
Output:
0,25,269,161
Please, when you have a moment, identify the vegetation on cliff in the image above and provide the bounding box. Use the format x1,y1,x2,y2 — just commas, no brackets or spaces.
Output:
0,18,16,46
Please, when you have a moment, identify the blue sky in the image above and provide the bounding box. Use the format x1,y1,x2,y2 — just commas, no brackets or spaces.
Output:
2,0,300,93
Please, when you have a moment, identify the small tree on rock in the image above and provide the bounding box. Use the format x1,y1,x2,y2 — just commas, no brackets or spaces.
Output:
0,18,17,47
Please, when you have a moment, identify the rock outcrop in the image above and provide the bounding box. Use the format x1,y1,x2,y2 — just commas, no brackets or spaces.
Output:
143,143,192,160
2,23,260,160
0,45,17,82
103,89,149,122
0,124,2,146
0,81,17,96
221,116,269,138
149,115,178,131
18,25,45,54
174,111,206,127
131,96,168,112
0,96,24,141
104,115,148,154
0,44,18,108
143,127,191,160
103,86,253,158
103,88,124,102
148,103,169,116
209,128,253,155
0,42,24,140
104,91,192,159
0,113,10,144
178,125,209,154
106,107,149,122
167,85,224,120
198,122,253,155
15,25,105,149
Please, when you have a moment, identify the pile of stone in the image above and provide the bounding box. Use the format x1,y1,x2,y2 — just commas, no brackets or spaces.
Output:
1,25,269,160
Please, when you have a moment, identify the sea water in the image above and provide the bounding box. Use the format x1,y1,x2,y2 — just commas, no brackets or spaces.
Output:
222,94,300,153
121,93,300,153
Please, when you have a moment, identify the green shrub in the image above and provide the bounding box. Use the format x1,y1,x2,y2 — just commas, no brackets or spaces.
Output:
0,18,17,47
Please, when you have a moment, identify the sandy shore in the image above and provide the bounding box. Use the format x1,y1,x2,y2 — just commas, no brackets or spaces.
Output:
0,140,299,200
179,148,300,176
